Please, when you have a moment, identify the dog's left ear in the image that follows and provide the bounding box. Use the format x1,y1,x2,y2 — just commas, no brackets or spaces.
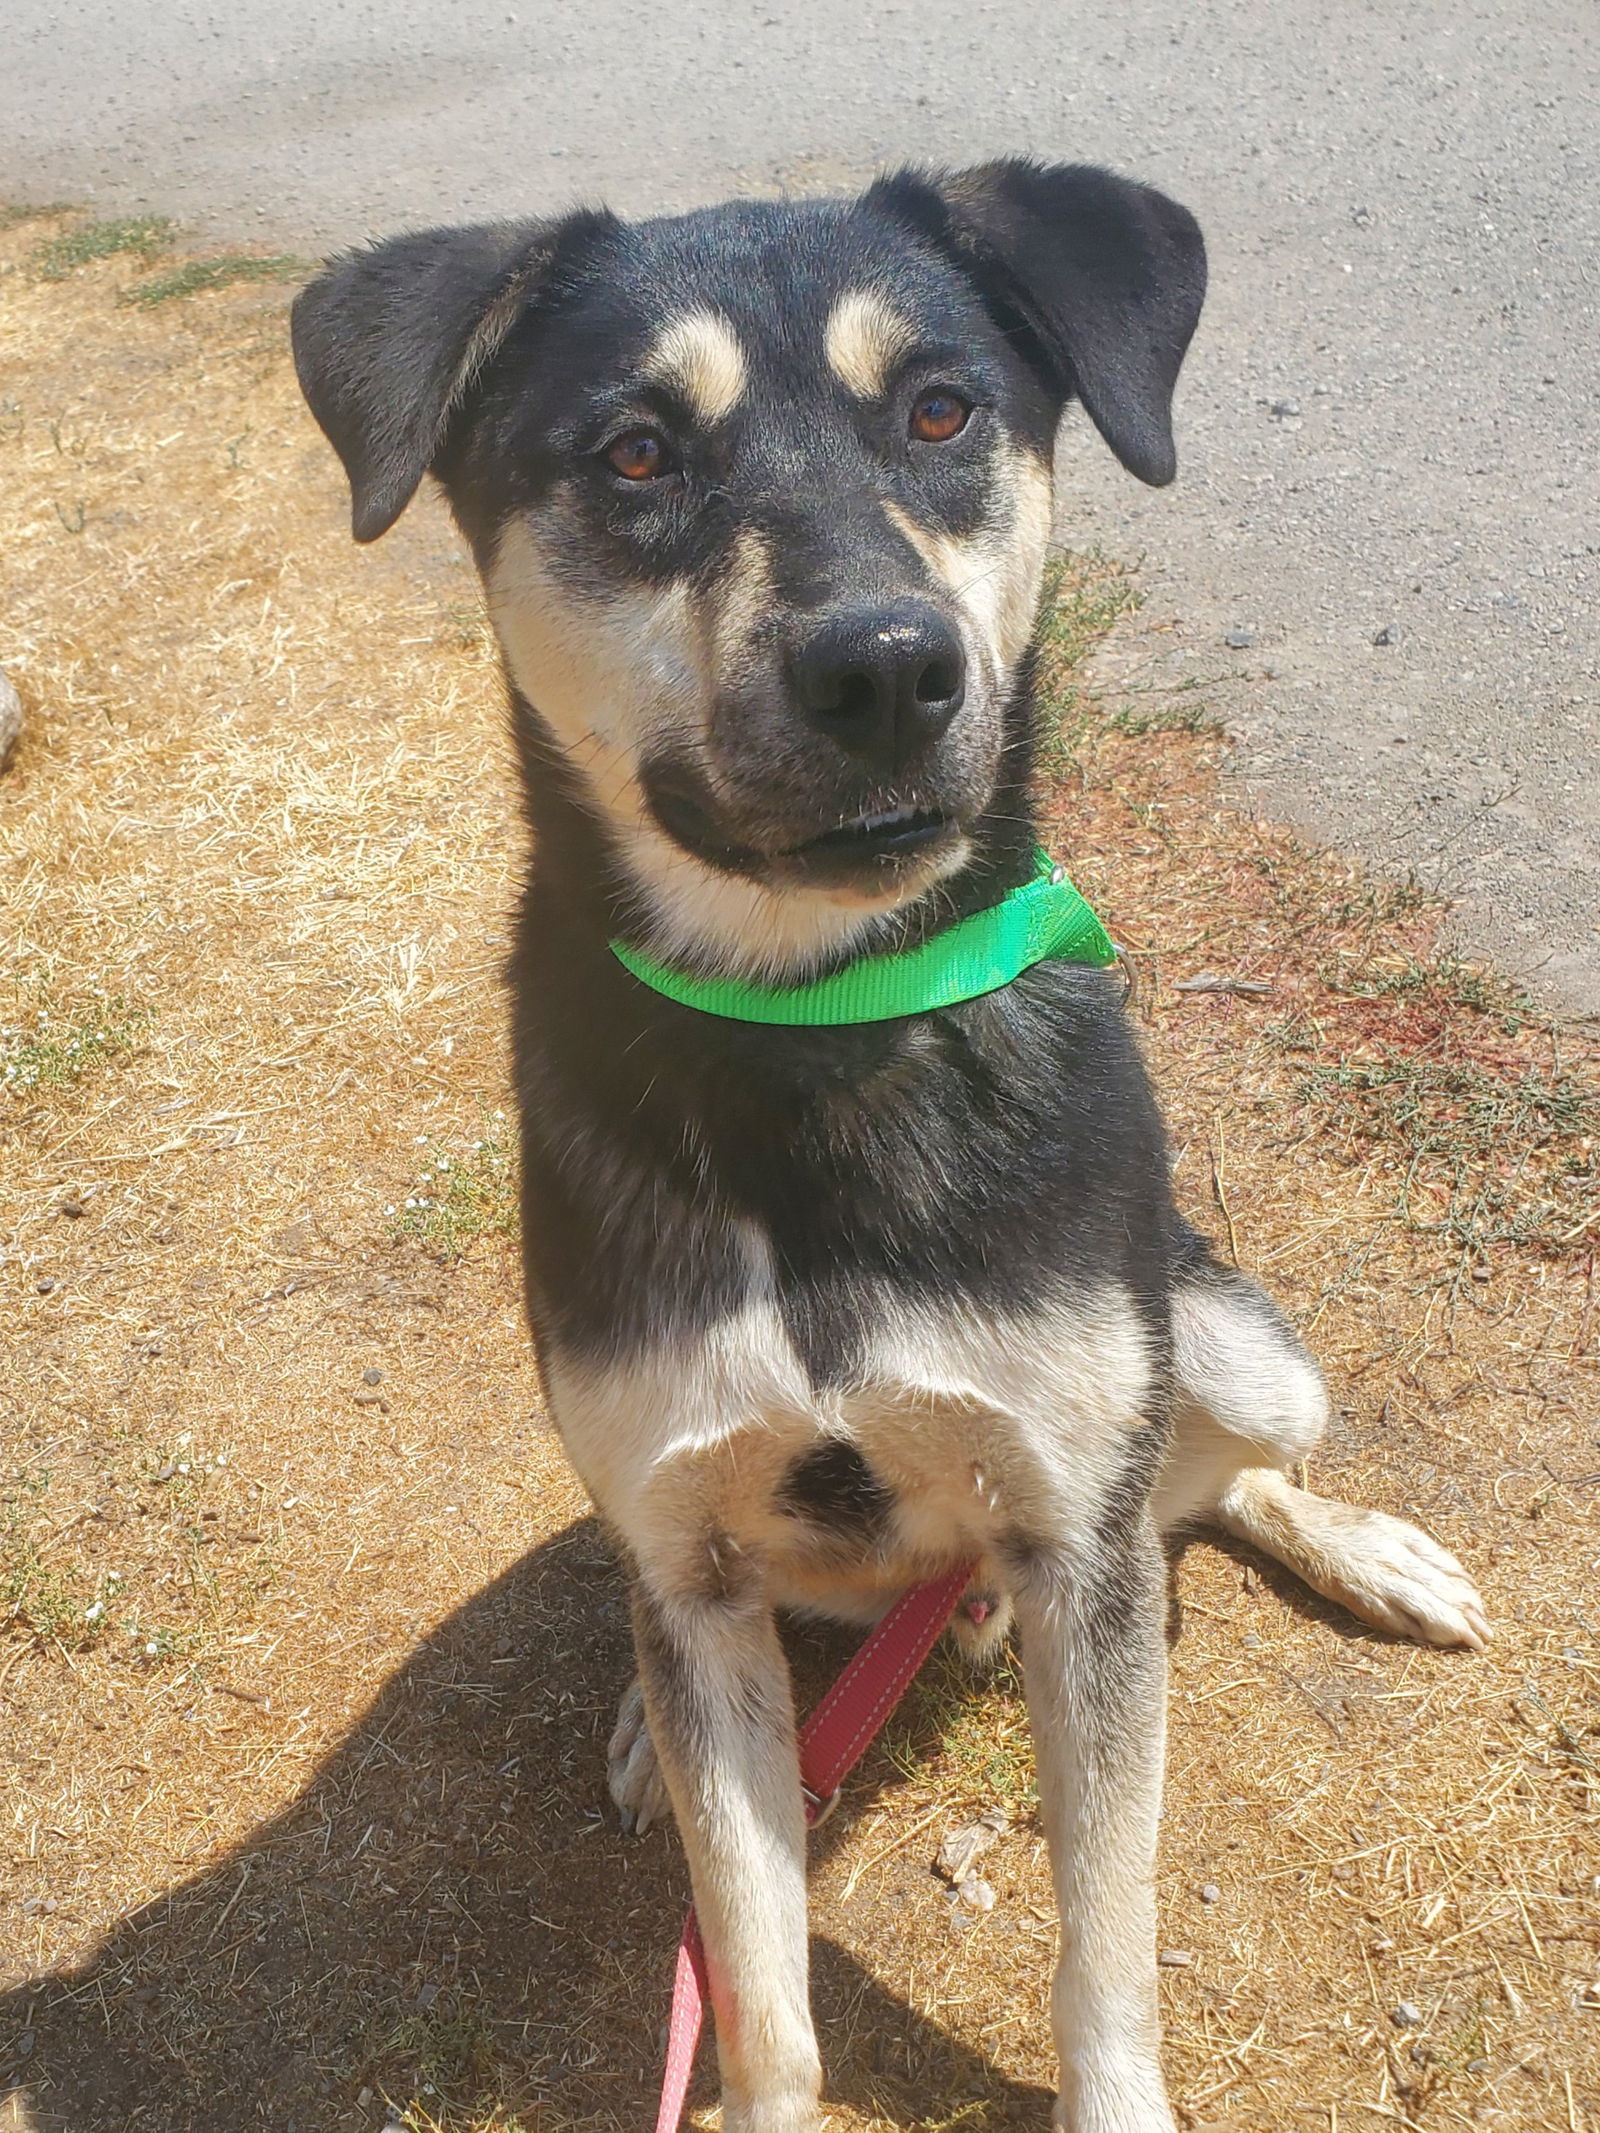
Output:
875,159,1206,486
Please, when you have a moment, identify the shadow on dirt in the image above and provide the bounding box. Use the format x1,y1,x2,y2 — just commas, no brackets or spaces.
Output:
0,1517,1055,2131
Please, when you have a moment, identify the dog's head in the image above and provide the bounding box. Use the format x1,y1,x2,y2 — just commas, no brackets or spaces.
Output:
293,162,1204,977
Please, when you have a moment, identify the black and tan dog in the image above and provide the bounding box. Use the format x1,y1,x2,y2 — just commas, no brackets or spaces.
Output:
293,162,1487,2133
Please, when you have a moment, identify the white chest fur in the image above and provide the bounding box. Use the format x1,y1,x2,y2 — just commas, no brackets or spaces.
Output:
542,1259,1156,1603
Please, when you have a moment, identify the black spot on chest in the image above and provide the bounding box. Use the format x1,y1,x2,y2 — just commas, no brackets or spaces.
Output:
779,1440,894,1538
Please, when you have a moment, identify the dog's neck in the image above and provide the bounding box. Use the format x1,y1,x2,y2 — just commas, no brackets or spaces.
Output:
508,675,1045,991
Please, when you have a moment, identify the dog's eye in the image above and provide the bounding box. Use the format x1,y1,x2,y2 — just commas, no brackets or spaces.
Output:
909,391,971,444
605,427,675,481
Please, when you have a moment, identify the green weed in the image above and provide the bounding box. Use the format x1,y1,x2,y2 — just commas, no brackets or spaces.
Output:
392,1124,517,1260
1,988,144,1096
1105,692,1222,738
123,253,305,306
1300,1046,1598,1256
2,1472,113,1650
1325,949,1534,1033
0,203,72,233
365,1992,503,2124
885,1645,1038,1811
30,215,175,281
1034,551,1145,764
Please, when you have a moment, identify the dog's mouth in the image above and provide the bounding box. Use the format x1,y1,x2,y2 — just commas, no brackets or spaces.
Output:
791,804,953,860
642,758,964,882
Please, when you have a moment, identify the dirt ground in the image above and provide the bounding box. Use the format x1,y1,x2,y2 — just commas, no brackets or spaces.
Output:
1,213,1597,2133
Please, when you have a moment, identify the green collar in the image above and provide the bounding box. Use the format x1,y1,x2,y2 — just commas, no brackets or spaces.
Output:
610,849,1115,1025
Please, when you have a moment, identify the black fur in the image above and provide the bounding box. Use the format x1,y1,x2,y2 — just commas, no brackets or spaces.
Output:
779,1442,895,1544
292,158,1208,1435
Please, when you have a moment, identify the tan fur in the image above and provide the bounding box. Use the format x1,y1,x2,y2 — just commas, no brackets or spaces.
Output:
711,526,776,678
824,289,916,399
1215,1468,1491,1649
488,516,961,982
645,308,748,425
883,442,1053,684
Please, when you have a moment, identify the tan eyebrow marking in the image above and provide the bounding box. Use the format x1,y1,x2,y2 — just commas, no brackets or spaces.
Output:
825,288,917,399
643,309,748,426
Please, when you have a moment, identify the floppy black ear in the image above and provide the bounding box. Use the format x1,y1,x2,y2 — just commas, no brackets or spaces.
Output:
291,217,600,542
876,159,1206,486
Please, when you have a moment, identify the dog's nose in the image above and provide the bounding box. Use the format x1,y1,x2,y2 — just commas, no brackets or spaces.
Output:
794,602,966,770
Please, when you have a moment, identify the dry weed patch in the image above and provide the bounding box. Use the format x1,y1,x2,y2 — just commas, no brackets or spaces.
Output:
0,223,1595,2133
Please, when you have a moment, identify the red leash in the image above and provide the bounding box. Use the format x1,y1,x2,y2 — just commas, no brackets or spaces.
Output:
653,1562,976,2132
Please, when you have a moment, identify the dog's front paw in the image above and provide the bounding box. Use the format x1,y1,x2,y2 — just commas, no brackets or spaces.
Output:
607,1679,672,1834
1294,1502,1491,1651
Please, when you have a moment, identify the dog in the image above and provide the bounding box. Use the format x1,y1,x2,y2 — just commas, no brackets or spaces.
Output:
292,160,1489,2133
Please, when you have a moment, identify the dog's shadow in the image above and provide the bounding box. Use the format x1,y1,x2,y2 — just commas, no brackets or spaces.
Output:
0,1519,1053,2132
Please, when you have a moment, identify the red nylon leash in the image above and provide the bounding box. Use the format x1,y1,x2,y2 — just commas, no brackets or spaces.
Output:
653,1562,977,2132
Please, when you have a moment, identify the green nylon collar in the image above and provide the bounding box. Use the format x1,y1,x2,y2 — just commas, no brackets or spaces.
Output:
610,850,1115,1025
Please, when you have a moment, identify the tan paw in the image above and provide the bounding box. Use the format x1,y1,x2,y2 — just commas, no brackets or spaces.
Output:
1297,1503,1491,1650
607,1678,672,1834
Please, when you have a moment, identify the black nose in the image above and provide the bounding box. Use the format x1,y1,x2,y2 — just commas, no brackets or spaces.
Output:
793,601,966,771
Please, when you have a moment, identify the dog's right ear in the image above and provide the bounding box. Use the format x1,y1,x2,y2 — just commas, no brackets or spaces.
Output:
291,216,607,543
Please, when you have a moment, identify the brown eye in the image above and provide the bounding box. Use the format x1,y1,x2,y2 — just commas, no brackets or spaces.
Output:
606,427,672,480
909,390,971,444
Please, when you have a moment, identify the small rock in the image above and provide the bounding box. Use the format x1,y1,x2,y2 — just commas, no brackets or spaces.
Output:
1391,2000,1424,2028
954,1872,996,1914
1372,624,1402,646
13,2031,33,2059
0,668,22,773
352,1386,391,1411
35,1278,55,1295
1269,399,1302,419
58,1198,86,1219
1466,2058,1490,2073
1158,1948,1194,1967
416,1979,441,2011
362,1366,384,1385
1241,1634,1261,1649
1470,1264,1491,1283
1223,629,1256,649
1200,1883,1222,1905
150,1463,177,1484
937,1807,1008,1885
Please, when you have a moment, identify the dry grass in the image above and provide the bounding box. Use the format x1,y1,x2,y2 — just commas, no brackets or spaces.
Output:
0,210,1595,2133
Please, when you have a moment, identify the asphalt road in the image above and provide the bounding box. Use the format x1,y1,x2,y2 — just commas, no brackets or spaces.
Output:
4,0,1597,1009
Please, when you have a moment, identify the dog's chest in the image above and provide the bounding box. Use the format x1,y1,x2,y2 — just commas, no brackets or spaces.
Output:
544,1262,1157,1581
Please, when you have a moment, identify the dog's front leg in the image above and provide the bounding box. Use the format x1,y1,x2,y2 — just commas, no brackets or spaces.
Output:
631,1571,821,2133
1011,1516,1175,2133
